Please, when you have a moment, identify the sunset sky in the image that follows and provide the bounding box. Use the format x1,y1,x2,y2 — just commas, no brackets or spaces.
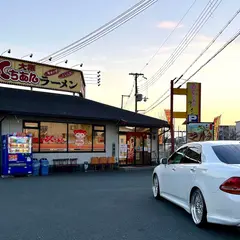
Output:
1,0,240,129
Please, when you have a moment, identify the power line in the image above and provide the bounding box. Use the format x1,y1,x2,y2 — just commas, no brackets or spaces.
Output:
144,28,240,114
179,28,240,87
124,0,197,110
139,0,222,92
140,0,197,73
140,0,221,90
50,1,157,63
180,7,240,77
140,0,221,91
39,0,149,62
39,0,157,63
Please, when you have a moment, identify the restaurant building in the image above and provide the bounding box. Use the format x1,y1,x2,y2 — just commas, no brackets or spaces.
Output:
0,56,169,169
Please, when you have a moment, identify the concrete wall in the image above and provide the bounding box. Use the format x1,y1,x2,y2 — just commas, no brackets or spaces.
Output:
1,116,119,165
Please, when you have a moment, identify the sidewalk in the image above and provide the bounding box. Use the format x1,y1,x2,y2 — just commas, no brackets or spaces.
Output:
119,166,155,172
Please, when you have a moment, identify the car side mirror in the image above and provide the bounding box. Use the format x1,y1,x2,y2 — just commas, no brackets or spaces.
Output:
160,158,168,165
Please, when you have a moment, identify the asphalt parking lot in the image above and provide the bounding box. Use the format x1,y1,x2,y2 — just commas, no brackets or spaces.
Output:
0,171,239,240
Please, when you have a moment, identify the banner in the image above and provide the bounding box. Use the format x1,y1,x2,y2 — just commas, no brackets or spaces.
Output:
187,123,213,142
158,129,163,144
186,82,201,122
164,109,171,124
0,56,85,95
213,115,221,140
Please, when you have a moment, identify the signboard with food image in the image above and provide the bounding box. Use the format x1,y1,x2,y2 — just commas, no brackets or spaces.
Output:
187,123,214,142
0,56,85,95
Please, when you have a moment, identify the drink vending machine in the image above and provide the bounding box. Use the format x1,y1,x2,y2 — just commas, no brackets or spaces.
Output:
1,133,33,176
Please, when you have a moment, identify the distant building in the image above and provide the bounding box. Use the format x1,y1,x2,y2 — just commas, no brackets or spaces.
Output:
236,121,240,140
218,125,236,140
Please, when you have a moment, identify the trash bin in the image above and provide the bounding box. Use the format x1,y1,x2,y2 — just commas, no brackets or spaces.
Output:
40,158,49,176
32,159,40,176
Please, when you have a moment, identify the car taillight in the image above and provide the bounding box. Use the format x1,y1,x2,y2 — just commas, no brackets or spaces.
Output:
220,177,240,195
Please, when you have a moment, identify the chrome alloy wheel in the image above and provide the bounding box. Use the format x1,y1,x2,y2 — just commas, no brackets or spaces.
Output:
191,190,204,225
152,175,159,198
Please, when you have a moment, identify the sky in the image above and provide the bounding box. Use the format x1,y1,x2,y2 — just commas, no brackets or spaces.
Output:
1,0,240,130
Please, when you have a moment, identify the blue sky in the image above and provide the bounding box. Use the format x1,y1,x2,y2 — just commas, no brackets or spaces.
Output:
1,0,240,127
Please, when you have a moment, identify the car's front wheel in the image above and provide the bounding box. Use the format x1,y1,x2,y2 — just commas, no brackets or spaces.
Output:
190,189,207,227
152,174,161,200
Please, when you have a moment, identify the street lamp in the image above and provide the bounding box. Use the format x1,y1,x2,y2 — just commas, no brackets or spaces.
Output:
21,53,33,59
71,63,83,68
55,60,68,65
1,49,11,56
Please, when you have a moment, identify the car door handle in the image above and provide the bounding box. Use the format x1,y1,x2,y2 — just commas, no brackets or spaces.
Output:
172,167,176,171
190,167,196,172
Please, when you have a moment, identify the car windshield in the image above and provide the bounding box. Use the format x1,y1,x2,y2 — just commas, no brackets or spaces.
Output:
212,144,240,164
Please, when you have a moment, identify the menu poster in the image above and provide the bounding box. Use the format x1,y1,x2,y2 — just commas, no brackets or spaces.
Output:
119,144,127,159
187,123,214,142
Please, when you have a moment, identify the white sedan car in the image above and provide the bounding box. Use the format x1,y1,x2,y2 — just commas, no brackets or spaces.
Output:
152,141,240,227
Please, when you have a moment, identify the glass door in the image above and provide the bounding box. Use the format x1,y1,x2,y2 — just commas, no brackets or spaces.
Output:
135,135,144,165
143,134,151,165
119,134,127,165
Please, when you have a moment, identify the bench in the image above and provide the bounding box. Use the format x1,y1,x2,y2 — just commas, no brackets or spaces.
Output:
91,157,115,171
52,158,78,172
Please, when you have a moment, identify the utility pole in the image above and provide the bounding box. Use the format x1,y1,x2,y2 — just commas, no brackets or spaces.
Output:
129,73,144,113
121,95,130,109
170,79,175,153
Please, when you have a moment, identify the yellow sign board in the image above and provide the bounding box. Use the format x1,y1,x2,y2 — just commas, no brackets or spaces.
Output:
173,88,187,95
186,82,201,121
173,111,187,119
0,56,85,95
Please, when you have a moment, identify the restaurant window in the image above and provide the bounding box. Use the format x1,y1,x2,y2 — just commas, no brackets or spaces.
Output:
24,122,39,128
40,122,67,152
68,124,92,151
23,128,39,152
23,121,40,152
93,126,105,151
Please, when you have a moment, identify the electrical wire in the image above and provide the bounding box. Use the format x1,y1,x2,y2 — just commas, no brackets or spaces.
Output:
48,1,157,63
39,0,157,63
39,0,148,62
140,0,220,90
144,28,240,114
139,0,222,92
179,28,240,87
124,0,197,110
140,0,197,73
180,7,240,77
140,0,221,91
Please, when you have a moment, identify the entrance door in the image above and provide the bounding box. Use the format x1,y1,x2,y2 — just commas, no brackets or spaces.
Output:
135,135,143,165
125,132,152,166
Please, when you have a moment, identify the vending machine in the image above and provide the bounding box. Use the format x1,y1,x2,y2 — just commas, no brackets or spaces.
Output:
1,133,33,176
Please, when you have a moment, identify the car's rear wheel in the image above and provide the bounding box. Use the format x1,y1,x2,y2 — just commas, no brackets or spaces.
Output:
190,189,207,227
152,174,161,200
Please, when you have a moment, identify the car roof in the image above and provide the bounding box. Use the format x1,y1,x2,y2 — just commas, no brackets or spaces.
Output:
179,141,240,149
187,141,240,147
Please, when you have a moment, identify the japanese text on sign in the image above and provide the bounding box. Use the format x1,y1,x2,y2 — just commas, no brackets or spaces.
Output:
0,57,84,94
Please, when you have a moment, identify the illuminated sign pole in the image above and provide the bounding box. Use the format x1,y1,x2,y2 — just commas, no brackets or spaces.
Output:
170,81,202,153
170,79,175,154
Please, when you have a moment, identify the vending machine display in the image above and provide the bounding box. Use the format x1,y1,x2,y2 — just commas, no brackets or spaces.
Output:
1,133,33,176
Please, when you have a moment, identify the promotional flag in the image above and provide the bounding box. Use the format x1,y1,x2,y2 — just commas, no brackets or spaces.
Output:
213,115,221,140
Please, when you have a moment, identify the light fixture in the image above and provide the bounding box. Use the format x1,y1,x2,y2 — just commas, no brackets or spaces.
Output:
21,53,33,59
71,63,83,68
1,49,11,56
55,60,68,66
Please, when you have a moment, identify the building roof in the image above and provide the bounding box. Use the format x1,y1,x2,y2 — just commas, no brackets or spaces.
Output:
0,87,169,128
